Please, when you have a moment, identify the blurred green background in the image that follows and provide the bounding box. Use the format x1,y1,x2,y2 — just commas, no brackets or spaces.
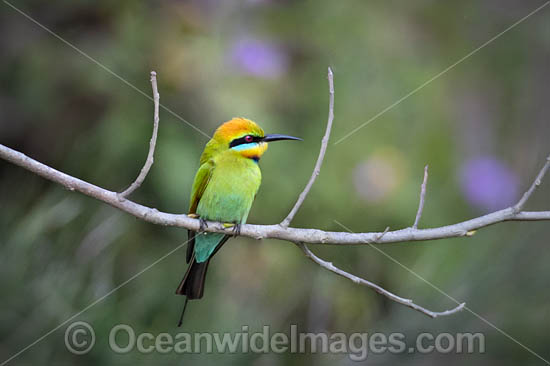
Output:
1,0,550,365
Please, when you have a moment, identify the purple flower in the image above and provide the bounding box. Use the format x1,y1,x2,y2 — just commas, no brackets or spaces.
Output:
460,156,519,211
230,38,288,79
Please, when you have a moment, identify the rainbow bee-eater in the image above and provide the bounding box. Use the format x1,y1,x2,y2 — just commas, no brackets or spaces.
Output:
176,117,301,325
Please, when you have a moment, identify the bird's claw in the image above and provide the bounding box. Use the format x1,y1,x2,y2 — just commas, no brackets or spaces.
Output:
232,223,241,237
222,222,241,236
199,217,208,232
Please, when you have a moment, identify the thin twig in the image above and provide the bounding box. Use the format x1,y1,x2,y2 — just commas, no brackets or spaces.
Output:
374,226,390,242
280,67,335,227
412,165,429,229
333,219,466,317
1,143,549,245
118,71,160,198
513,154,550,212
297,242,465,318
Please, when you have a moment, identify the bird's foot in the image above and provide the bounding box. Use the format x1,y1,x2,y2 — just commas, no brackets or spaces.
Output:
232,223,242,237
187,213,199,219
222,222,241,236
199,217,208,232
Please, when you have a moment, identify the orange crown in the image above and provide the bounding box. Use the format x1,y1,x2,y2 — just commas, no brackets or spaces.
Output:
213,117,265,142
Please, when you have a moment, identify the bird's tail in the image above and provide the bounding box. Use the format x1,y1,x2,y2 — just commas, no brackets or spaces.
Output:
175,231,230,326
175,255,209,327
175,255,210,299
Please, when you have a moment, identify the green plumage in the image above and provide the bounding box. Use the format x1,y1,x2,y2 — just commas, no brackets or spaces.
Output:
175,117,300,326
176,118,265,301
194,233,225,263
194,153,261,262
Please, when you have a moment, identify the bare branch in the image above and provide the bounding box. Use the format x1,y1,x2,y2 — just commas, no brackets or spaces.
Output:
3,67,550,321
118,71,160,198
333,219,466,317
296,242,465,318
280,67,335,227
1,142,549,245
513,154,550,212
412,165,429,229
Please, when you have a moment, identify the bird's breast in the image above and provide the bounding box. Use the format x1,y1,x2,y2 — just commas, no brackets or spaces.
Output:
197,155,261,224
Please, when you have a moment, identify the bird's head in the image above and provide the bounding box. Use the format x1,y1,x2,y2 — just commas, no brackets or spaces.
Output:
211,117,301,162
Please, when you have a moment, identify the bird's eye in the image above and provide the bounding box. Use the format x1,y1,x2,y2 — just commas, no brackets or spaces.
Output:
244,135,253,142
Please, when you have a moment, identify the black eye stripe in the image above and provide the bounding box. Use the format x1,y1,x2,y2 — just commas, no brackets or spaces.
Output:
229,135,262,148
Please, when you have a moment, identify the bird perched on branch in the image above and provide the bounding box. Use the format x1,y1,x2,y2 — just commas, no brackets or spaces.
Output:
176,117,301,326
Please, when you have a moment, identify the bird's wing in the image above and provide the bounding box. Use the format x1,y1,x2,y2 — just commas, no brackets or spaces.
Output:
189,159,215,214
187,159,214,263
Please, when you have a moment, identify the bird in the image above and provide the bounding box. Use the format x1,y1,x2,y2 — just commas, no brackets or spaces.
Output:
175,117,301,326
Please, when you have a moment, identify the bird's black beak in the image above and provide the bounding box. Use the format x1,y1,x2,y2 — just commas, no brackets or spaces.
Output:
262,134,302,142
